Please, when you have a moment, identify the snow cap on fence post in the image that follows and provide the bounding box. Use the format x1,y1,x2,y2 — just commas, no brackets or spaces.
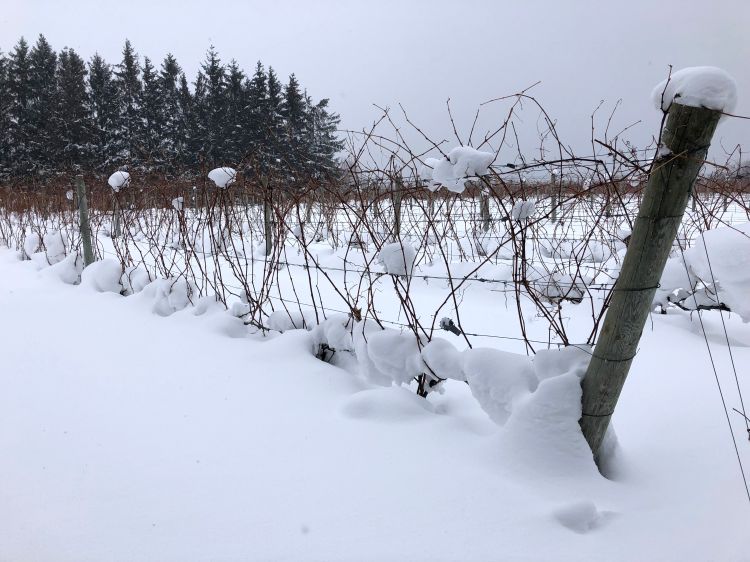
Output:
651,66,737,115
208,167,237,188
108,171,131,192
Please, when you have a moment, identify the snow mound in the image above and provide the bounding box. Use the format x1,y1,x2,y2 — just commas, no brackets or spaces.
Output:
23,233,40,259
121,266,151,295
421,338,464,381
108,171,131,191
139,277,197,316
341,387,434,422
553,501,613,534
80,259,123,293
463,348,536,425
378,241,416,276
651,66,737,113
364,328,423,386
43,231,66,264
208,167,237,188
421,147,493,193
684,222,750,321
40,252,83,285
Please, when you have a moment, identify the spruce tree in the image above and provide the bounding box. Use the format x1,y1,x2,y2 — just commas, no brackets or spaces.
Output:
197,46,226,167
140,56,162,169
282,73,306,174
113,39,143,168
158,54,185,172
88,53,119,171
244,61,268,175
28,35,58,175
8,38,33,177
55,48,91,170
176,73,194,170
0,52,12,179
265,66,284,173
223,60,246,165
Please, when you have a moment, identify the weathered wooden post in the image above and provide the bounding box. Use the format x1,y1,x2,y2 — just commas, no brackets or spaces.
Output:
75,175,95,267
392,176,403,240
580,102,723,463
262,176,274,256
479,186,491,233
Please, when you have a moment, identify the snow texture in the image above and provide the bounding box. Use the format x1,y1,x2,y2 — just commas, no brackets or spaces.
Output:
108,171,131,192
80,259,123,293
684,222,750,321
511,200,536,220
651,66,737,114
23,232,40,259
421,147,493,193
43,230,66,264
208,167,237,188
378,241,416,276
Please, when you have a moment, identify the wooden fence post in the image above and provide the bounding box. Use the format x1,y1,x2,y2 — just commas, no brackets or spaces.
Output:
262,176,274,256
392,178,403,240
580,102,722,463
75,175,94,267
480,187,491,233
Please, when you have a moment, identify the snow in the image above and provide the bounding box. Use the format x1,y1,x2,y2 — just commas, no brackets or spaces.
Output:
684,222,750,321
651,66,738,114
377,241,416,276
0,239,749,561
511,199,536,220
23,232,40,259
208,167,237,188
108,170,131,191
420,147,494,193
80,259,123,293
172,196,184,211
43,230,66,264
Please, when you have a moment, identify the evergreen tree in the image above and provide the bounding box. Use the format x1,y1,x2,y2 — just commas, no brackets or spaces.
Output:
176,73,194,169
244,61,268,174
158,54,185,171
265,66,284,173
28,35,58,175
88,53,119,171
197,46,225,167
0,52,12,179
307,98,343,177
140,56,162,168
282,73,306,173
223,59,246,165
187,71,207,169
55,48,91,170
113,39,143,167
7,38,33,177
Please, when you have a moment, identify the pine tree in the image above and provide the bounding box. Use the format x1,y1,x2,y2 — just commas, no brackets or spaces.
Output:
197,46,226,167
244,61,268,175
140,56,162,169
28,35,58,175
282,73,306,174
88,53,120,171
113,39,143,168
8,38,33,177
308,98,343,177
158,54,185,172
55,48,91,170
176,73,194,170
187,71,207,169
223,59,246,165
265,66,284,173
0,51,12,179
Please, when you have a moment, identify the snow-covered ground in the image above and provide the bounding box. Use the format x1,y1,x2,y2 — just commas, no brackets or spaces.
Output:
1,246,749,561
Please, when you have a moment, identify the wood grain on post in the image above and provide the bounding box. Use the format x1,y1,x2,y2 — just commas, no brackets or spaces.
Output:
75,175,95,267
580,102,721,463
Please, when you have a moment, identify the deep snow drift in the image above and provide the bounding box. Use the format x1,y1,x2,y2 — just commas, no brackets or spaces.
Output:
0,248,749,561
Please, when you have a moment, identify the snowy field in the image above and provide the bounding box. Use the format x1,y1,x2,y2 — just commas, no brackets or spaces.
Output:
1,241,749,561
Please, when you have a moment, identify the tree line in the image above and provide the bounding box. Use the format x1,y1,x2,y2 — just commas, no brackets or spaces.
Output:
0,35,344,183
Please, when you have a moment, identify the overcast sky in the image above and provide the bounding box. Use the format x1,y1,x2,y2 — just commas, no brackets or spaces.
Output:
3,0,748,163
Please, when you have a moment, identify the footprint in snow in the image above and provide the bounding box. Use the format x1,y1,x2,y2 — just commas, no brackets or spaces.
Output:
552,500,617,534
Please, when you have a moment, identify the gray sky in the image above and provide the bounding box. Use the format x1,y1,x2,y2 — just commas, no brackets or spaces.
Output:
3,0,748,163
